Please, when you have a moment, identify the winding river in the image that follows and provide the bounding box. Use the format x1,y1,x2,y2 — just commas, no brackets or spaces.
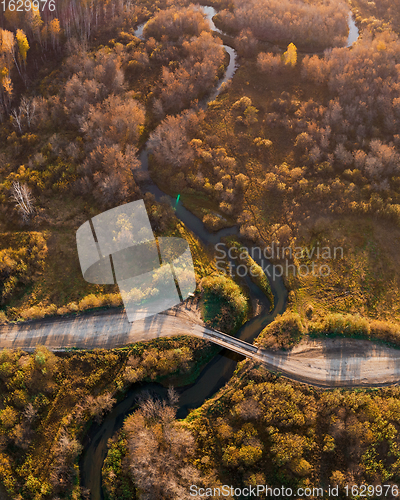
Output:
80,7,359,499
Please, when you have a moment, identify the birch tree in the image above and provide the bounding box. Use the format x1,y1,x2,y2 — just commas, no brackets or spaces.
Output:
10,182,35,222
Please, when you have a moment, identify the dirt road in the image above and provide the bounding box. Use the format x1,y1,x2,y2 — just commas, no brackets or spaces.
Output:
0,308,399,387
257,338,400,388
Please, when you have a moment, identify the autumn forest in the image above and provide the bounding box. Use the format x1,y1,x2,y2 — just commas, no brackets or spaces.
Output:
1,0,400,498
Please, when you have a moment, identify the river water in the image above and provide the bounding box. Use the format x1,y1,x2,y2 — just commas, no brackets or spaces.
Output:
347,13,359,47
80,6,359,499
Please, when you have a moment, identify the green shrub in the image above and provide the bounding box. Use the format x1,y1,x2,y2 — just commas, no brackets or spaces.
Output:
324,313,370,336
242,252,274,310
226,240,274,309
256,311,304,350
200,275,249,333
307,313,400,347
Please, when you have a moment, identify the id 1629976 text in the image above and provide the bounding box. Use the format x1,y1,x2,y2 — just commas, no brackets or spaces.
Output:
1,0,55,11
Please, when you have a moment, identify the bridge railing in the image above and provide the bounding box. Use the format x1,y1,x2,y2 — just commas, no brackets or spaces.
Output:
202,327,259,353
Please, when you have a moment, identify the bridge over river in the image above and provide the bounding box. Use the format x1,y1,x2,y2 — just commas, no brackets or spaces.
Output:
1,309,399,388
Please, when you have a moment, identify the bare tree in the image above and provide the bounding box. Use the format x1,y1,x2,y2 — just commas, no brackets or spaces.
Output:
124,390,203,500
85,392,116,423
11,97,39,133
222,0,348,49
148,110,200,169
11,107,23,134
10,181,35,222
50,429,83,489
20,96,37,129
23,403,38,423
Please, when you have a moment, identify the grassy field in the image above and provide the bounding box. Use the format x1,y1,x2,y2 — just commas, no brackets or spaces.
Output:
0,226,120,322
0,212,220,322
288,216,400,323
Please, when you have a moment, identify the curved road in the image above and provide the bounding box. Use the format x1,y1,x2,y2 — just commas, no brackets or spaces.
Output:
1,309,399,387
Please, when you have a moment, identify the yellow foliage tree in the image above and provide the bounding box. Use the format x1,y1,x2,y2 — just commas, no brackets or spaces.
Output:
0,67,13,111
16,29,29,66
377,40,386,51
284,42,297,67
0,29,15,70
49,18,61,49
0,453,15,494
2,74,13,97
0,30,14,110
0,66,9,84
